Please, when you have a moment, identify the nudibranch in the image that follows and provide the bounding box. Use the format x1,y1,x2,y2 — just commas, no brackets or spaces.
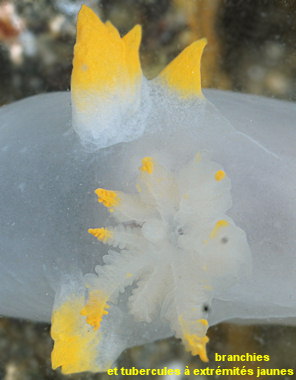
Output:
51,153,251,373
0,4,296,376
49,6,252,373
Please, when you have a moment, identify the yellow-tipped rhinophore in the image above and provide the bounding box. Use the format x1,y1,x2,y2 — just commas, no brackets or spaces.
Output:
140,157,154,174
80,290,109,330
215,169,226,181
71,5,142,102
95,188,119,208
210,220,229,239
88,228,112,243
123,24,142,81
158,38,207,98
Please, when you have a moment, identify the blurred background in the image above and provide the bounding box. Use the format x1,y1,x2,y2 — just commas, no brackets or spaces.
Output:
0,0,296,379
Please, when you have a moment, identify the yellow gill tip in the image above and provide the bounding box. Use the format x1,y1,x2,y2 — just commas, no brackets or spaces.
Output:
215,169,226,181
178,315,210,362
95,188,119,208
80,290,109,330
88,228,112,243
140,157,154,174
184,333,209,362
210,219,229,239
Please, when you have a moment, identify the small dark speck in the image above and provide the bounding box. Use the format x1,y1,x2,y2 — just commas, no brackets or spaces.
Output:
221,237,228,244
177,227,184,235
203,304,210,313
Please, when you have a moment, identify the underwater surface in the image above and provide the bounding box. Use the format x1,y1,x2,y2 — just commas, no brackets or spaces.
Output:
1,1,296,379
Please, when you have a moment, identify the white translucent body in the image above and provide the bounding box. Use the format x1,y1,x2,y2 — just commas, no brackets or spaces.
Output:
0,89,296,352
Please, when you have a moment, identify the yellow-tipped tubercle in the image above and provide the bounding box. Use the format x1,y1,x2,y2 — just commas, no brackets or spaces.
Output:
51,296,100,374
178,316,210,363
210,220,229,239
140,157,154,174
184,333,210,362
198,319,209,327
158,38,207,98
215,170,226,181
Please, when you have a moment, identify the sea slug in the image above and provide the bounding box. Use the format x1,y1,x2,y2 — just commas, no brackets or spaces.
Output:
0,5,295,375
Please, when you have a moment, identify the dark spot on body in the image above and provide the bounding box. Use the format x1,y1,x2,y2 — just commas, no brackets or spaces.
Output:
177,227,184,235
221,236,228,244
203,304,210,313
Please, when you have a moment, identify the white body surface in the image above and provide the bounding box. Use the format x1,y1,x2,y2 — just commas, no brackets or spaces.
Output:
0,89,295,336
